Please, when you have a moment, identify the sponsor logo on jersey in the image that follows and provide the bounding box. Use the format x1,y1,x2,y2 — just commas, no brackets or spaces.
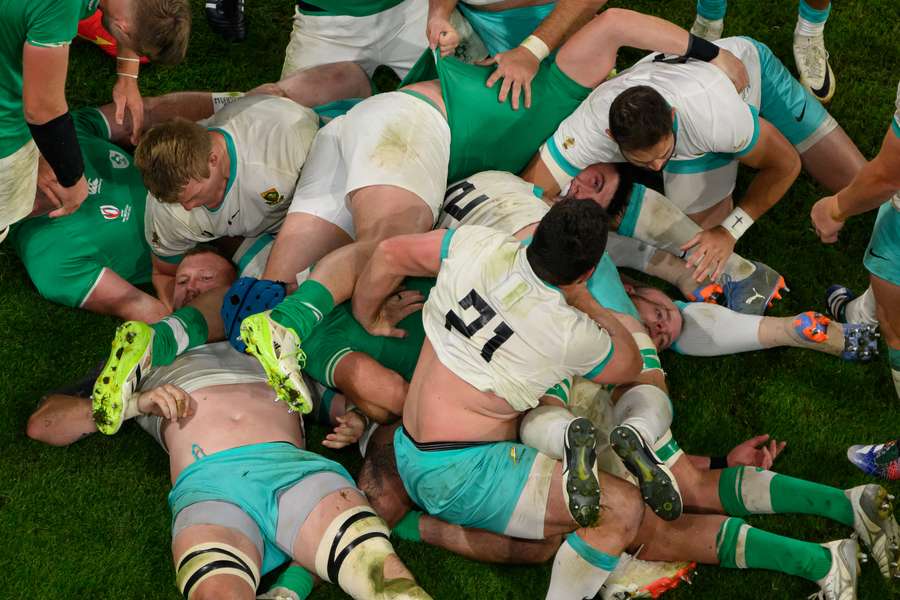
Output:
563,136,576,150
109,150,130,169
260,187,285,206
87,177,103,196
100,205,121,220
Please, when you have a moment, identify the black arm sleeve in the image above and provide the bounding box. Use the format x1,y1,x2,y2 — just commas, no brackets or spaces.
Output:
27,111,84,187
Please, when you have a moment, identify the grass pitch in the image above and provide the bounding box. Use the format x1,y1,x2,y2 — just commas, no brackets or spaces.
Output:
1,0,899,598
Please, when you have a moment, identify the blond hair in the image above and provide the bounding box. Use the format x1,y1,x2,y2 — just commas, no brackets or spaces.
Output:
131,0,192,65
135,118,212,203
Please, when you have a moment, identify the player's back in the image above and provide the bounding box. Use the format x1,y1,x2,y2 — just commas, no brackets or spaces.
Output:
422,225,612,414
437,170,549,235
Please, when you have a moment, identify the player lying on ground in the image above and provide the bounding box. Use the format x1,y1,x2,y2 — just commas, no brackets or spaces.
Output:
39,339,432,600
0,0,190,242
6,63,372,320
690,0,836,104
812,80,900,400
525,36,865,279
347,199,899,600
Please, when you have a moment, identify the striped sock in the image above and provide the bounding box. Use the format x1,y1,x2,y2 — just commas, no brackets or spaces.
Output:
271,279,335,341
797,0,830,36
150,306,208,367
718,466,854,526
717,517,831,581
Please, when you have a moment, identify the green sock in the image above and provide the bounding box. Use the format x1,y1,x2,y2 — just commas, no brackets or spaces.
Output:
718,466,854,527
269,564,314,600
716,517,831,581
149,306,208,367
271,280,335,342
392,510,423,542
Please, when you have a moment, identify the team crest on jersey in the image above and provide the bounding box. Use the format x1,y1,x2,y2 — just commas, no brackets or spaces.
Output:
260,187,285,206
87,177,103,196
109,150,130,169
100,205,120,220
562,136,576,150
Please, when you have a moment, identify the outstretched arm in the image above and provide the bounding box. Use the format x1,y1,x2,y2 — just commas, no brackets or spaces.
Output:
352,230,445,337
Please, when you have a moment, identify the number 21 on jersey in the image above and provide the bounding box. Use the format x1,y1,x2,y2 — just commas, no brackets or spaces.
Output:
444,289,514,362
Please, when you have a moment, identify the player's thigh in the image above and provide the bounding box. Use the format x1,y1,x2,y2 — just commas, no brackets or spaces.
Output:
281,11,379,79
800,125,866,193
663,160,737,226
544,465,643,538
171,519,262,600
287,483,372,569
264,213,352,282
871,274,900,347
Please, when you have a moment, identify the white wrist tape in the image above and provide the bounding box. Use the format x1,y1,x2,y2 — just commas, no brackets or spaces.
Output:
520,34,550,61
723,206,754,240
123,392,142,420
633,332,663,373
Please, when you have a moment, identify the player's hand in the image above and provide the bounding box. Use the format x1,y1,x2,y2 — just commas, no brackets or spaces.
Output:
363,289,425,338
681,225,736,282
810,195,844,243
482,46,540,110
727,434,786,470
710,49,749,93
113,75,145,145
427,15,459,57
44,175,89,218
137,384,197,422
322,411,368,449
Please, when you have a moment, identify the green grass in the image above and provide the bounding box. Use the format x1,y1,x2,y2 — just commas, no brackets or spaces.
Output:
1,0,899,598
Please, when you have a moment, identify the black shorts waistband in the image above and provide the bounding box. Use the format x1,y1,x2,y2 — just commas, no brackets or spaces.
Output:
401,426,493,452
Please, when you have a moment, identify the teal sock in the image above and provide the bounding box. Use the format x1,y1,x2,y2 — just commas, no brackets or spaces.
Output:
890,348,900,400
271,279,335,341
269,564,314,599
716,517,832,581
798,0,831,23
149,306,208,367
718,466,854,527
392,510,423,542
696,0,727,20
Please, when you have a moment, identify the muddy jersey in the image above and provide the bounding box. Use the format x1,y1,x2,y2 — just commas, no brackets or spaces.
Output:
145,96,319,263
437,170,549,234
423,225,614,412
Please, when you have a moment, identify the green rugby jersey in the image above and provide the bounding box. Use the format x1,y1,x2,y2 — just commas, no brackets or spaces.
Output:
9,108,151,307
0,0,99,157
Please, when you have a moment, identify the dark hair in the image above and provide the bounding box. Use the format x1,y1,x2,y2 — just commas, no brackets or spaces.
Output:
608,86,673,153
527,198,609,286
183,244,237,272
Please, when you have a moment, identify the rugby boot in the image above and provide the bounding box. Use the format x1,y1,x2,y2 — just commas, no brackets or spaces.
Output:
721,260,787,316
563,417,602,528
794,32,835,103
846,484,900,579
92,321,153,434
839,323,879,362
601,553,696,600
814,538,861,600
206,0,247,41
686,282,723,304
610,424,683,521
689,15,724,41
240,311,312,414
848,441,900,481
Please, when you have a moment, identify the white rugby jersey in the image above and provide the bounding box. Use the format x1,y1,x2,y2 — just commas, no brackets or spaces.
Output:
145,96,319,261
437,170,550,234
139,342,266,394
541,44,759,186
423,225,614,412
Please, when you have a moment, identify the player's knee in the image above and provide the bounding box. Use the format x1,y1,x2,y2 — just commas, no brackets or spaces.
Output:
328,61,371,97
598,480,644,545
190,576,255,600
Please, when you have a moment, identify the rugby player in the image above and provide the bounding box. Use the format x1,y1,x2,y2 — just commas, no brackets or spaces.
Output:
526,35,865,282
811,78,900,396
691,1,836,103
347,199,898,600
39,339,432,600
0,0,190,242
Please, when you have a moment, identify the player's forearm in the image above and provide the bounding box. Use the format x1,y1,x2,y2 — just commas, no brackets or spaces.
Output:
428,0,457,20
152,273,175,313
351,246,408,329
833,150,900,220
115,47,141,81
531,0,601,51
737,157,799,222
592,9,691,61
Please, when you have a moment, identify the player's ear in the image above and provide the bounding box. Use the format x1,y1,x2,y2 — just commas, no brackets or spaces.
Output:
604,128,614,140
575,266,596,284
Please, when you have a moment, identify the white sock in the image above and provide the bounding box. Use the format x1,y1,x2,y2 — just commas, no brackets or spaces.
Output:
606,233,655,271
673,302,763,356
612,384,672,446
796,15,826,37
520,405,574,460
845,286,878,325
547,534,619,600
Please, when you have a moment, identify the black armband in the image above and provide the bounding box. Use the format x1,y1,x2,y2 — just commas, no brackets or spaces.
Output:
709,455,729,470
686,34,720,62
27,111,84,187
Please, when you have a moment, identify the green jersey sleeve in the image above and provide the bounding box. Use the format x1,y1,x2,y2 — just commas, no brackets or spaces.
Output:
26,0,93,48
72,107,111,140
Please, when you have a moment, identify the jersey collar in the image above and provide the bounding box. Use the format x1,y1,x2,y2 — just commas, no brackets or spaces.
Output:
206,127,238,212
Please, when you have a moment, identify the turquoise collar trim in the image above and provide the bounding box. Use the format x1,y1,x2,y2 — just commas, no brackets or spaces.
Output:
207,127,238,212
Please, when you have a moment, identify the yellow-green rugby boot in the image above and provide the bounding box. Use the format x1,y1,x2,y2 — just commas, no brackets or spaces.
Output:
240,311,312,414
92,321,154,435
